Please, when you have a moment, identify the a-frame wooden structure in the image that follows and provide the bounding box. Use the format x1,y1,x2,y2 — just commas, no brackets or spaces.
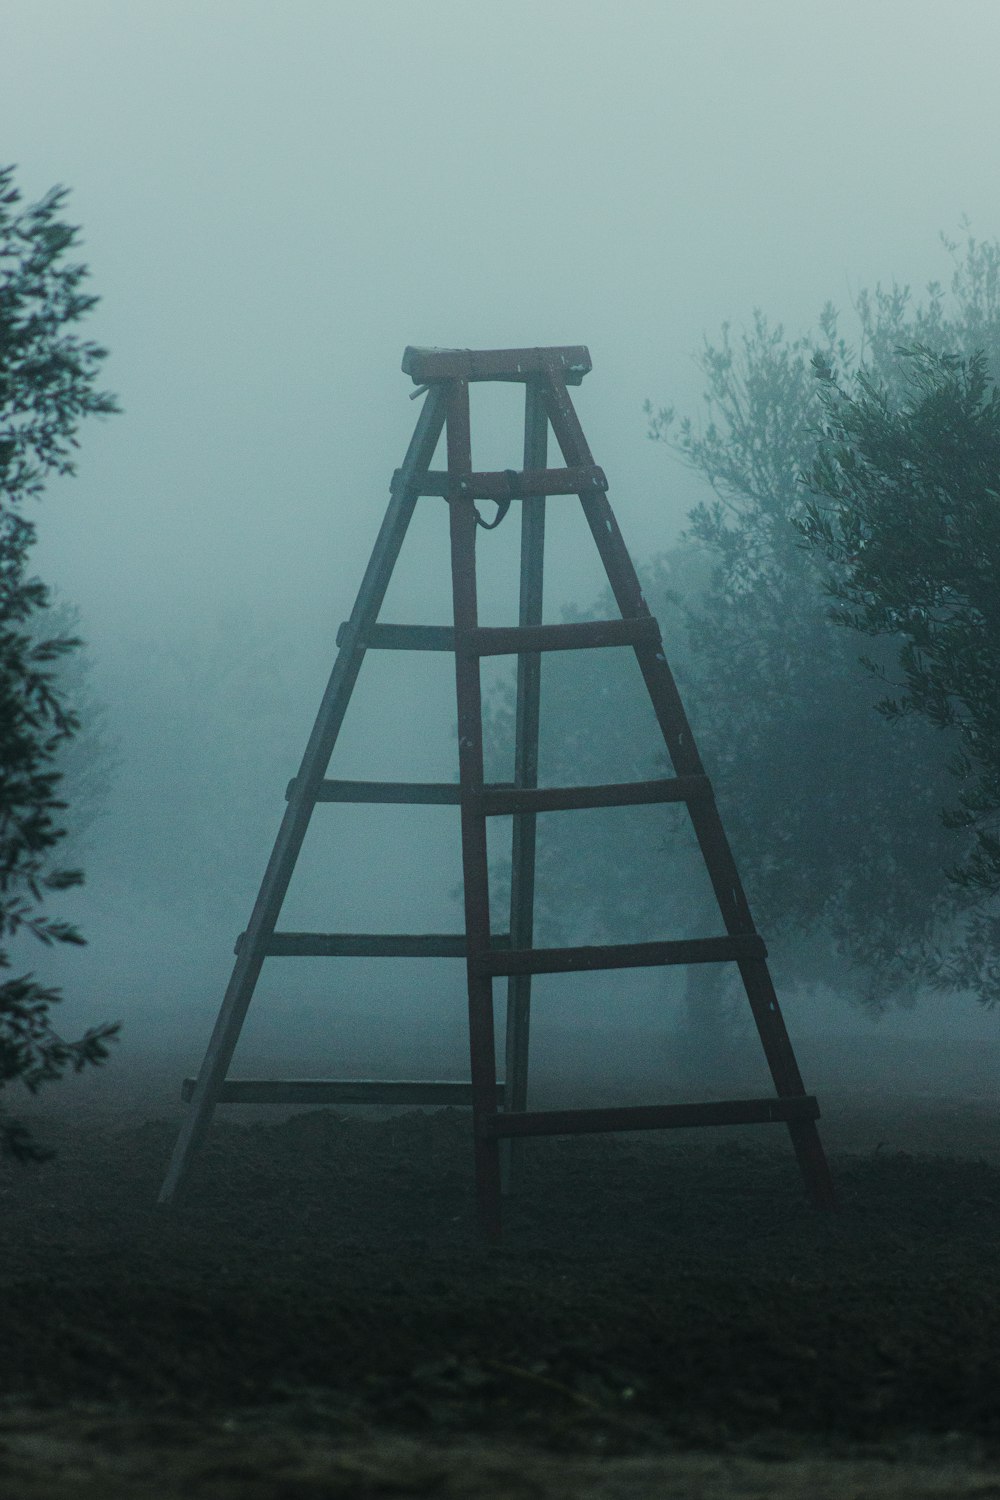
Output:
159,345,834,1233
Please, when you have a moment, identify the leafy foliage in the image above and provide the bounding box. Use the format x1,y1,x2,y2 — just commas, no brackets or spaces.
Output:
642,314,963,1010
487,236,1000,1038
803,345,1000,1003
647,234,1000,1009
36,598,118,865
0,165,119,1158
102,614,297,933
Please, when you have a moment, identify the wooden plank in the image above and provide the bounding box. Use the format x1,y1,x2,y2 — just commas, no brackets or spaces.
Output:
182,1077,504,1106
338,622,455,651
346,618,660,656
477,933,767,977
447,375,504,1237
246,931,511,959
462,617,659,657
478,1096,820,1139
288,778,464,806
157,383,449,1208
504,379,548,1182
480,774,712,816
403,344,591,385
406,466,606,499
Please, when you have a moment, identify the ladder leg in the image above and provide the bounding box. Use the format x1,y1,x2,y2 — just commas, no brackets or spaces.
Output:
158,386,448,1206
503,380,547,1192
541,370,836,1211
447,378,502,1236
738,957,837,1209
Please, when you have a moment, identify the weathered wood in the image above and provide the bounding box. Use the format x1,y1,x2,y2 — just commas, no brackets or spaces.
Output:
403,344,591,385
462,617,659,657
286,776,709,815
478,934,767,977
337,622,455,652
288,778,464,805
162,344,835,1228
480,774,712,816
246,931,512,959
346,618,659,657
504,379,548,1188
182,1077,504,1106
447,376,504,1237
405,465,606,499
478,1096,820,1139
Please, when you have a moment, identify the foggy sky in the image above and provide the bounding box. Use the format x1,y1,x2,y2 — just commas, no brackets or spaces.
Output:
8,0,1000,638
3,1,999,1077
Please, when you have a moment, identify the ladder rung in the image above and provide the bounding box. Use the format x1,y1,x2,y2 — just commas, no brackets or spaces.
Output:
477,1096,820,1139
337,622,455,652
335,619,660,656
478,775,712,816
182,1077,504,1106
288,778,465,806
402,344,591,385
287,777,706,812
407,466,606,499
240,931,513,959
476,933,766,976
463,617,660,657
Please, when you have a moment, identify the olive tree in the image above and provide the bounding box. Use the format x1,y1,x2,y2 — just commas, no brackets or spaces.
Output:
0,166,119,1158
486,236,1000,1068
802,344,1000,1004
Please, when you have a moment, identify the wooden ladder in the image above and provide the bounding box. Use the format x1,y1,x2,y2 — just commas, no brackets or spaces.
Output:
158,344,835,1233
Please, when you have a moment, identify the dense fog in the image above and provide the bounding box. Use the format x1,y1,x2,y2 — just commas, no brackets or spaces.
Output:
3,0,998,1114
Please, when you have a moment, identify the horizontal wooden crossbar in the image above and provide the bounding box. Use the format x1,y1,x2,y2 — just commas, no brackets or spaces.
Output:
240,930,760,969
337,622,455,652
182,1077,504,1106
238,932,513,959
478,775,712,815
286,775,710,813
407,466,607,499
463,618,660,656
287,777,466,805
402,345,591,385
476,933,766,976
477,1096,820,1139
334,619,661,656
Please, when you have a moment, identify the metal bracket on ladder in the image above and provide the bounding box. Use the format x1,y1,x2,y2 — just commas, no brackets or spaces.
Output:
158,344,836,1234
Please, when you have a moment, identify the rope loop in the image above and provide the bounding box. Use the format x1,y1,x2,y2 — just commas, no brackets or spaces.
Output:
474,470,518,530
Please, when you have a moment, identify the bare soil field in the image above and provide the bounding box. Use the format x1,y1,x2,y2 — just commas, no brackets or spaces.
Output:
2,1058,999,1497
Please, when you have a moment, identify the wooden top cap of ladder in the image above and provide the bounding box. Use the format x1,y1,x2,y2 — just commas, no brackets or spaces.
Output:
402,345,592,386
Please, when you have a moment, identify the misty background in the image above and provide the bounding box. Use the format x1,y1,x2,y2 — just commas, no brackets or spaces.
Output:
3,0,998,1110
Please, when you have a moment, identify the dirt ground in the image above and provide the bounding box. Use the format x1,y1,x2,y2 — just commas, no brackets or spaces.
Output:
2,1071,999,1498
